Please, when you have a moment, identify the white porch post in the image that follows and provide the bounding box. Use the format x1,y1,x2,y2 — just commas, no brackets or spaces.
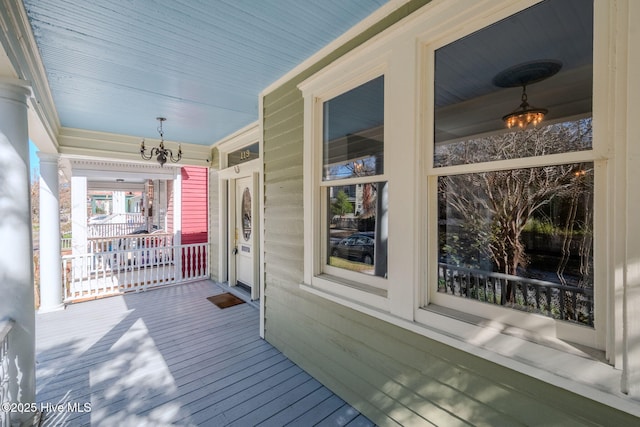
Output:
157,180,167,230
112,190,126,214
38,152,63,312
173,170,182,281
71,176,87,254
0,78,37,424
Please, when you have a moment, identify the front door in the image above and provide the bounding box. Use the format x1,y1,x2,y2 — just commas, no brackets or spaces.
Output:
235,176,254,293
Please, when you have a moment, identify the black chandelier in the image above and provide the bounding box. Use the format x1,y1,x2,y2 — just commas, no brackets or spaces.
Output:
140,117,182,166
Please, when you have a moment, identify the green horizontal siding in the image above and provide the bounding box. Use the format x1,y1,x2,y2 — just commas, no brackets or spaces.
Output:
261,0,638,425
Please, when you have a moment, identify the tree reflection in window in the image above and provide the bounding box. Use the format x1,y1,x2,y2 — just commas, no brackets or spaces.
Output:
437,119,594,325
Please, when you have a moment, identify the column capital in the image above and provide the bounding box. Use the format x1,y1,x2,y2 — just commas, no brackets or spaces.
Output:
0,77,32,101
36,151,60,164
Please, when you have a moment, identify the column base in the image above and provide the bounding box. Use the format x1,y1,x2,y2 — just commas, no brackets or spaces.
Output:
37,303,65,314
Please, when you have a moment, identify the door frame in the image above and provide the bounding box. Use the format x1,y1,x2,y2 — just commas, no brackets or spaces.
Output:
218,158,261,297
214,123,264,308
230,171,259,299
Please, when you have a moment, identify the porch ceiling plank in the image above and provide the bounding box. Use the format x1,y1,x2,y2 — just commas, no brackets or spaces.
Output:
18,0,389,146
35,280,372,426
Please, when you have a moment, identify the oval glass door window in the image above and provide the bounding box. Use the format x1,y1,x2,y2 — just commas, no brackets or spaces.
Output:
242,187,252,240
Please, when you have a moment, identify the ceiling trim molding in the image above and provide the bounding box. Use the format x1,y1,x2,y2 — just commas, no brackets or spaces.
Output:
87,181,146,192
0,0,60,150
58,126,212,167
213,121,259,153
71,158,177,181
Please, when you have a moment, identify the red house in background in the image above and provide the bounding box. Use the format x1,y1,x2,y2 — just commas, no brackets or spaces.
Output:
181,166,208,244
180,166,208,275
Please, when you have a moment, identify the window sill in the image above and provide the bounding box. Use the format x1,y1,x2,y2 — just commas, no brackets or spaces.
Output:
299,283,640,417
302,274,388,312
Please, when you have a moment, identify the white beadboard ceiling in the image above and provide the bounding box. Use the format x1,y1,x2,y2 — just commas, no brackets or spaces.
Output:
21,0,388,146
20,0,593,148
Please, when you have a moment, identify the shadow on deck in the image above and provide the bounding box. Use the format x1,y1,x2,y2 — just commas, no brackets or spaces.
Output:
36,280,374,426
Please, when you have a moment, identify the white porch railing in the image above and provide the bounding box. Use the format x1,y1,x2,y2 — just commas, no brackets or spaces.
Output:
88,233,174,253
62,242,209,302
0,318,14,427
87,220,146,238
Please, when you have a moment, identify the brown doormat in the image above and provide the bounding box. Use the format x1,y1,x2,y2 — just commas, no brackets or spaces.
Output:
207,293,246,309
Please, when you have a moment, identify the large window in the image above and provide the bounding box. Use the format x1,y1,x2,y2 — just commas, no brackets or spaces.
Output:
298,0,636,405
323,76,388,280
430,0,596,330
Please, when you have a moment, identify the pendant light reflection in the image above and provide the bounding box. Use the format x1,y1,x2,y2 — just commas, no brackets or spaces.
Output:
493,60,562,129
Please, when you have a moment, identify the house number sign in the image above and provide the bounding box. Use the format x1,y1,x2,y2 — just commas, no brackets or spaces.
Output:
228,142,259,167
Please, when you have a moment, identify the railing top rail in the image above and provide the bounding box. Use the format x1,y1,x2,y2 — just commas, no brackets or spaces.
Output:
182,242,211,248
438,262,593,295
87,232,174,241
0,318,15,343
87,221,144,226
62,241,209,260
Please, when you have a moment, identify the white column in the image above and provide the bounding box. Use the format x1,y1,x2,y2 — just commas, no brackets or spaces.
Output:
71,176,87,255
623,0,640,399
173,171,182,281
37,152,63,312
0,78,37,424
144,180,152,231
152,179,160,228
112,191,126,215
157,180,167,230
173,173,182,244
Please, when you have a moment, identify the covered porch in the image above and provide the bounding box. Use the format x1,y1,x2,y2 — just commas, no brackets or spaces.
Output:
36,280,372,426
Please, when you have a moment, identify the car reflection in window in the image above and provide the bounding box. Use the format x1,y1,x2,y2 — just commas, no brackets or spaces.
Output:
330,232,375,265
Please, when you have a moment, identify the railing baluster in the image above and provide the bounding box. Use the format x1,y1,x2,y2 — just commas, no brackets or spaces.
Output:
189,246,195,279
448,265,454,294
189,246,194,279
191,245,197,279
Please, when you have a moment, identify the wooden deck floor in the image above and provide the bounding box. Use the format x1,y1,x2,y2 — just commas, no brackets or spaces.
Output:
36,280,374,426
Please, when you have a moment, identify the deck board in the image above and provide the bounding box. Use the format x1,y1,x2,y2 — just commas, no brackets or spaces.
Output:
36,280,374,426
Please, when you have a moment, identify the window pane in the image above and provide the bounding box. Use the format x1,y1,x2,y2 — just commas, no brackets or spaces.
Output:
437,162,594,326
435,118,592,167
433,0,593,167
323,76,384,180
327,183,387,277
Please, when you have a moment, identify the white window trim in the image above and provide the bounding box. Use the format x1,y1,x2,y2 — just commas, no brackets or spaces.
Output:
418,0,606,352
297,0,640,412
300,52,395,312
